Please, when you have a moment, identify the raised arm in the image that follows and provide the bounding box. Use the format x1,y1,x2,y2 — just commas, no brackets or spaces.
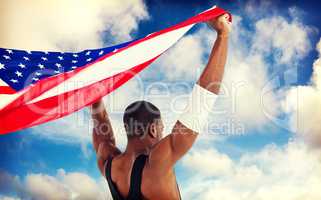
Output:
90,99,121,175
150,14,232,170
197,14,231,94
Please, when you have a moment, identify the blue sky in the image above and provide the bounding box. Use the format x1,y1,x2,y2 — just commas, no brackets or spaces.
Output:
1,0,321,199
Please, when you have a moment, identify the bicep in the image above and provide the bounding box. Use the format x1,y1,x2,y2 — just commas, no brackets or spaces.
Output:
93,125,120,175
150,121,198,170
91,102,115,152
92,127,115,153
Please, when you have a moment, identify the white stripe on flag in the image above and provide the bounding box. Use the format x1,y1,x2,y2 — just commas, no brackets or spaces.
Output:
0,79,24,110
200,5,217,14
28,25,194,104
0,79,8,86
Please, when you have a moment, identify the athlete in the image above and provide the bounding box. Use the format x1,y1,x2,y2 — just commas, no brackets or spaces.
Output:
90,13,232,200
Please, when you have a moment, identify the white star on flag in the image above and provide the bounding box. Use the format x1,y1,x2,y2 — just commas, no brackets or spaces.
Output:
3,55,10,60
18,63,26,68
38,64,45,69
55,63,62,68
15,71,23,77
0,63,5,70
6,49,13,54
10,79,18,83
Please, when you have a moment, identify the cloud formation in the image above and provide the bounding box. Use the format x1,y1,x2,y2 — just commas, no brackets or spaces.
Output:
252,16,311,64
2,140,321,200
181,148,234,177
181,140,321,200
0,169,109,200
283,38,321,146
0,196,20,200
0,0,149,51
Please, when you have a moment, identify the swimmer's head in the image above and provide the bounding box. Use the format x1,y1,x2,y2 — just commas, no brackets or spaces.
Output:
123,100,164,145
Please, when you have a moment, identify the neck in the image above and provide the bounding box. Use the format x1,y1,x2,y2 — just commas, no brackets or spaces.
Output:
124,138,150,156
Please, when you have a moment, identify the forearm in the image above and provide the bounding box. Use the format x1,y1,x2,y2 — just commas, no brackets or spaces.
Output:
174,34,228,139
90,100,115,152
197,33,229,94
91,100,108,126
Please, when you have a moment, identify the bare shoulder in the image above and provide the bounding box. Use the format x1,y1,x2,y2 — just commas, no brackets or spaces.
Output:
147,133,176,172
148,121,198,172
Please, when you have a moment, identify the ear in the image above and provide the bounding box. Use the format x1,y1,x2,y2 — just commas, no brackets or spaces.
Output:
148,123,157,139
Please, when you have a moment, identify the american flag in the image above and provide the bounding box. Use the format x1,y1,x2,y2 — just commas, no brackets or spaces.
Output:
0,6,230,134
0,41,133,92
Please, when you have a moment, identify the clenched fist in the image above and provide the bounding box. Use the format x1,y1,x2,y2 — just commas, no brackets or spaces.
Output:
207,13,232,36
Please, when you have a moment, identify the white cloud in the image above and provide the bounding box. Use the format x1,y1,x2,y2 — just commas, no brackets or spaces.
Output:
0,196,21,200
2,142,320,200
25,173,71,200
31,109,92,143
252,16,311,64
283,38,321,146
57,169,105,200
180,141,321,200
181,148,234,177
148,25,214,81
216,48,279,129
0,169,110,200
0,0,149,51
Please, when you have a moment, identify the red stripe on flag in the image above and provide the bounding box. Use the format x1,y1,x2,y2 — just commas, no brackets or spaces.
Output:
0,86,16,94
0,56,158,134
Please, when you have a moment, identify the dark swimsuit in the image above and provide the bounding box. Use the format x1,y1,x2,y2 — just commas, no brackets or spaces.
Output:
105,154,182,200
